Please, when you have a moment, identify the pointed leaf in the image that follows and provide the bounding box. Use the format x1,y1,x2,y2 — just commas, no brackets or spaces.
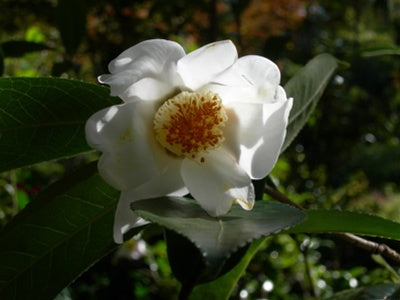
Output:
287,210,400,240
0,163,122,300
132,198,305,265
327,283,400,300
282,53,338,152
0,77,119,172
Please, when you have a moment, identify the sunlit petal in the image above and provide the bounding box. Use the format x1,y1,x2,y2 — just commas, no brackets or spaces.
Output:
226,92,293,179
100,73,172,102
205,55,281,104
99,39,185,101
181,149,254,216
177,40,237,91
85,100,173,190
113,163,187,243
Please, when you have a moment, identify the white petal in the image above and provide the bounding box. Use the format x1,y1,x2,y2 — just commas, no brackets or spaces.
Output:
113,198,147,244
177,40,237,91
226,92,293,179
205,55,281,104
99,39,185,101
99,72,171,102
113,163,188,243
181,149,254,216
122,77,172,102
85,100,173,190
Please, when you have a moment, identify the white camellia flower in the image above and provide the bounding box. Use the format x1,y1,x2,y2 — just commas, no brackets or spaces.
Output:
85,39,293,243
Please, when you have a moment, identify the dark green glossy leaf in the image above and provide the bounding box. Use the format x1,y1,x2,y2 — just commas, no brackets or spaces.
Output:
166,229,264,298
132,198,305,265
327,283,400,300
282,53,338,152
0,77,119,172
165,229,207,297
287,210,400,240
0,163,121,300
56,0,86,55
1,41,51,58
189,238,266,300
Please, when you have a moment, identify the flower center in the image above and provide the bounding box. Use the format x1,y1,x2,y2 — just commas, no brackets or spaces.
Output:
154,91,227,161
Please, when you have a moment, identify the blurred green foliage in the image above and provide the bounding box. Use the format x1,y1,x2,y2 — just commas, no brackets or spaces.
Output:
1,0,400,299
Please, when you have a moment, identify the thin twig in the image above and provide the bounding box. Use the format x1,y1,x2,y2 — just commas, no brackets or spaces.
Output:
264,185,304,210
264,184,400,264
340,233,400,264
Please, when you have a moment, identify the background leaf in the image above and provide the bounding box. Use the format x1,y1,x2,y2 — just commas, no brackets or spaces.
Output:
287,210,400,240
0,77,119,172
361,45,400,57
56,0,86,56
0,163,121,300
1,41,51,58
281,53,338,152
132,197,305,265
327,283,400,300
0,45,3,76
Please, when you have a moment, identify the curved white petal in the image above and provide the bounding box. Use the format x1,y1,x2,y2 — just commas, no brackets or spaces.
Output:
99,72,172,102
205,55,281,104
113,199,147,244
85,100,174,190
177,40,237,91
181,149,254,216
113,163,188,243
99,39,185,101
226,90,293,179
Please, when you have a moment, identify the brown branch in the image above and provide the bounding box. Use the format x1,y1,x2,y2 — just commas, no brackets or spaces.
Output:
264,184,400,264
339,233,400,264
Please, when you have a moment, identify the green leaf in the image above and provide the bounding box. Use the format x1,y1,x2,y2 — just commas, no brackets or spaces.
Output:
189,238,266,300
0,45,4,76
1,41,51,58
0,163,121,300
287,210,400,240
361,45,400,57
0,77,119,172
327,283,400,300
165,229,208,297
166,230,263,298
132,198,305,265
282,53,338,152
56,0,86,56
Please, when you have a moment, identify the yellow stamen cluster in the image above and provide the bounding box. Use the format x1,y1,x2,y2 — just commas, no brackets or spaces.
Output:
154,91,227,162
